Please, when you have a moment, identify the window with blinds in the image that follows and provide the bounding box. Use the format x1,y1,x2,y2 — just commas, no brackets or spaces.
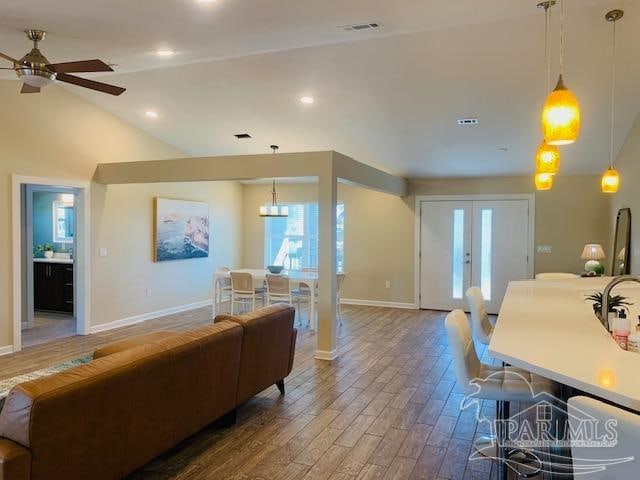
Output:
264,203,344,271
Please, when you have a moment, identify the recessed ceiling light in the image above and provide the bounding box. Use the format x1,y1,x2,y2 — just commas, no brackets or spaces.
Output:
155,49,175,57
195,0,216,3
300,96,315,104
145,110,159,119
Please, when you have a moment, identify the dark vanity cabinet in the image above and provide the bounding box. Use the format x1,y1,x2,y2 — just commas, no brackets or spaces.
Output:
34,262,74,313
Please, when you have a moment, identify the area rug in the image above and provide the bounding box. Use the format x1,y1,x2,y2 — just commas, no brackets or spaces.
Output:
0,354,92,409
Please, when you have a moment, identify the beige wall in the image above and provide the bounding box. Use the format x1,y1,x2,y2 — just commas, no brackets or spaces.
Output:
91,182,242,327
242,182,415,304
410,175,611,275
0,80,241,347
243,174,611,307
611,113,640,274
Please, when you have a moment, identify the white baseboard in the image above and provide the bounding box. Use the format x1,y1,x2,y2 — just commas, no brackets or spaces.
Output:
340,298,417,310
0,345,14,357
89,300,212,334
315,349,338,361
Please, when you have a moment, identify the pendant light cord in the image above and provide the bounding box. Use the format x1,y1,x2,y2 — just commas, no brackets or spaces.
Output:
559,0,565,76
545,4,551,94
609,19,617,168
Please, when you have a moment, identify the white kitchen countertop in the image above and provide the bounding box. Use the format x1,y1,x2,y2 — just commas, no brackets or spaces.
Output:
33,258,74,264
490,277,640,410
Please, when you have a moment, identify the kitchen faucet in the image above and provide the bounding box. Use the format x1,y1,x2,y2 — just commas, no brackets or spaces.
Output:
601,275,640,331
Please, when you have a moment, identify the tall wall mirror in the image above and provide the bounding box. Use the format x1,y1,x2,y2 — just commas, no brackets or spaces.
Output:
612,208,631,276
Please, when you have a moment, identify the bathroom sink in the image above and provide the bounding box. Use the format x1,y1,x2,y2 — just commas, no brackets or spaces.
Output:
53,252,72,259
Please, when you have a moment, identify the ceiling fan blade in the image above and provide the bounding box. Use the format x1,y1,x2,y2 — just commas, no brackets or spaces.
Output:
20,84,40,94
56,73,126,96
0,52,21,64
47,59,113,73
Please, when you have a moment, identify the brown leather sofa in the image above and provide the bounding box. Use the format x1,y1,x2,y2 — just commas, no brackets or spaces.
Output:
0,304,296,480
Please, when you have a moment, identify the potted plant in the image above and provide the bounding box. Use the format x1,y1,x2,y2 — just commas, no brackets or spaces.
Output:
585,291,632,323
34,243,55,259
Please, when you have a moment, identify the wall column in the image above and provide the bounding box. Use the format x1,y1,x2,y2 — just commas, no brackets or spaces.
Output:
316,171,338,360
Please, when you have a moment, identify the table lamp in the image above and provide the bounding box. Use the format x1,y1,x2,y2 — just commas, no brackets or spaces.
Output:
581,244,605,273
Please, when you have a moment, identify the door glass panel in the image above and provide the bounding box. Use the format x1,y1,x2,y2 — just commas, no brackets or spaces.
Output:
480,209,493,300
452,209,465,299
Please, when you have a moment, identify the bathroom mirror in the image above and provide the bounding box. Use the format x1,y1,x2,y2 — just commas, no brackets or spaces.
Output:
611,208,631,276
53,200,75,243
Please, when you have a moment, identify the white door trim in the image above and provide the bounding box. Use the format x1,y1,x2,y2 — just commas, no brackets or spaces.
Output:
414,194,535,310
11,175,91,352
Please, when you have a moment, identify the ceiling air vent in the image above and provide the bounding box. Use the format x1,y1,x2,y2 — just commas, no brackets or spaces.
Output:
234,133,252,139
457,118,479,126
340,22,381,32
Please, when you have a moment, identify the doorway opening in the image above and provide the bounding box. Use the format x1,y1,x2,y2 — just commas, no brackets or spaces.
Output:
23,186,78,347
12,176,90,352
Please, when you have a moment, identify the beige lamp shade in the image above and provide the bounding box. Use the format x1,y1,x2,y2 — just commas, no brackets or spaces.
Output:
581,244,605,261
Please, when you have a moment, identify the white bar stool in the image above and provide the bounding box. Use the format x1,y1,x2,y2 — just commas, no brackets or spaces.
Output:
445,310,558,479
569,396,640,478
465,286,495,344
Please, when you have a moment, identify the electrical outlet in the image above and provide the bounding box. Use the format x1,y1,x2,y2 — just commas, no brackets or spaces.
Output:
385,280,391,289
146,288,152,298
537,245,552,254
99,248,108,257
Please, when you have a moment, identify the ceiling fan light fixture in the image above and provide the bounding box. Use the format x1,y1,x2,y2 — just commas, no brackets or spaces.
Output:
17,67,56,87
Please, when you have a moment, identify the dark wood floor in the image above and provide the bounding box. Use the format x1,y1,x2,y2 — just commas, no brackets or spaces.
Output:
1,305,542,479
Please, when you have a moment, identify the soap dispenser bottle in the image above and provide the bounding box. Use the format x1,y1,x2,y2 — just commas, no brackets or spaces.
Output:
613,309,630,350
628,316,640,353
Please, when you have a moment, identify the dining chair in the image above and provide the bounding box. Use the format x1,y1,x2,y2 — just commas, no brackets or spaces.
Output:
535,272,578,280
445,309,557,478
213,266,232,316
230,272,264,314
465,286,494,345
266,274,293,305
568,396,640,478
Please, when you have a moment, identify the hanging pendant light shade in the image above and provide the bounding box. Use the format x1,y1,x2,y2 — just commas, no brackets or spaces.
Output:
535,172,554,191
541,0,581,145
536,142,560,175
259,145,289,217
601,168,620,193
601,9,624,194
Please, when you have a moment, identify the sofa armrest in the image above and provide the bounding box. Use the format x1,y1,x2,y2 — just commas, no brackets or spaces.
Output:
0,438,30,480
216,304,296,403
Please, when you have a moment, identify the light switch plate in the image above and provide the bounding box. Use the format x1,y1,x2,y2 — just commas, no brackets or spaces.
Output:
99,248,108,257
537,245,552,254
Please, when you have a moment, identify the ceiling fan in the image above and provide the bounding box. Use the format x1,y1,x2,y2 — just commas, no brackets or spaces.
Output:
0,29,126,96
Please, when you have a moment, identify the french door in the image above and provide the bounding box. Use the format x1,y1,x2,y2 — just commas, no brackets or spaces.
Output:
419,198,531,314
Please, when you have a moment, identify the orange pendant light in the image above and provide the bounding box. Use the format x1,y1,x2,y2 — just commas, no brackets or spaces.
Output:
535,173,554,191
601,9,624,194
535,141,560,175
542,0,581,145
601,168,620,193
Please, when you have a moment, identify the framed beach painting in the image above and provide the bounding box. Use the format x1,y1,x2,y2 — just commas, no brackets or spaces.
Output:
154,198,209,262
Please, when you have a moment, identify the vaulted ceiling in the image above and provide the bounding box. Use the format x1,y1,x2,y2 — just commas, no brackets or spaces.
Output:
1,0,638,177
